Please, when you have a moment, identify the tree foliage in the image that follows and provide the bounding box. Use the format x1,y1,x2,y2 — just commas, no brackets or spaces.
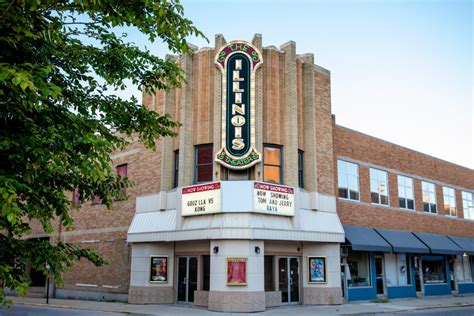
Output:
0,0,204,305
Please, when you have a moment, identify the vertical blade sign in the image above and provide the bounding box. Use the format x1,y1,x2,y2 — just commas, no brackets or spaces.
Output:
215,40,263,170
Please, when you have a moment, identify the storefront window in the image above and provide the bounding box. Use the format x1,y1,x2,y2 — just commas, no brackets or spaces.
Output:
422,255,447,284
384,253,411,286
455,255,473,283
347,250,371,287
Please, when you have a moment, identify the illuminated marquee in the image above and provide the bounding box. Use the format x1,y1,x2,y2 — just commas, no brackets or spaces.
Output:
215,40,263,170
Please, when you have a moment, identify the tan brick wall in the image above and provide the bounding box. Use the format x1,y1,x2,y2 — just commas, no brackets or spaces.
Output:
60,230,130,294
262,48,286,145
334,124,474,238
296,58,304,151
315,69,334,195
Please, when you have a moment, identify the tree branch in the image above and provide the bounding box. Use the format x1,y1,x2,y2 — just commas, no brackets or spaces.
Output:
0,0,16,20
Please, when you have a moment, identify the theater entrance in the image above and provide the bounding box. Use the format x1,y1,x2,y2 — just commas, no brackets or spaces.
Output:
176,256,197,303
278,257,300,304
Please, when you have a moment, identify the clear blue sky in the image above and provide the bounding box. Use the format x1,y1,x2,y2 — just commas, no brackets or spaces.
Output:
122,0,473,169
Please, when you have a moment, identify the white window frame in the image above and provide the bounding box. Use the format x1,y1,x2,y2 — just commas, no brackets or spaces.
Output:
398,175,415,210
462,191,474,220
422,181,437,214
455,255,473,284
337,160,360,202
370,168,389,206
443,186,457,217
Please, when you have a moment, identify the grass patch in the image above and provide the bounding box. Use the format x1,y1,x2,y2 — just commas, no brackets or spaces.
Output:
370,297,389,303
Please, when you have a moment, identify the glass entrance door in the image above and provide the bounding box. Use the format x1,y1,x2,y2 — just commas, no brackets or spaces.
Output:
414,255,423,293
177,257,197,303
375,255,385,296
449,256,457,292
278,257,300,304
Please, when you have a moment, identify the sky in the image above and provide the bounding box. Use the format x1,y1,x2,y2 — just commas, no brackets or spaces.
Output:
121,0,473,169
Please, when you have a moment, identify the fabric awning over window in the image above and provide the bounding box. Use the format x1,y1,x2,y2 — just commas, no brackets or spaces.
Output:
375,228,430,254
343,225,392,252
413,232,464,255
447,235,474,255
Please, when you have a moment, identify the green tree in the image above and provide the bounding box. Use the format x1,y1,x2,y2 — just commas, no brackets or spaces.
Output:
0,0,204,305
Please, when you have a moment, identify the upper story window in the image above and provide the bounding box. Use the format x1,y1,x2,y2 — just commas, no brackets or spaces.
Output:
337,160,359,201
443,187,457,217
263,144,282,184
422,181,437,214
398,175,414,210
370,168,389,205
298,150,304,188
462,191,474,220
116,164,128,179
173,150,179,188
194,144,213,184
116,164,128,199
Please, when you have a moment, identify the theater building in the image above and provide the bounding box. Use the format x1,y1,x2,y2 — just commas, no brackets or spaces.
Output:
25,34,474,312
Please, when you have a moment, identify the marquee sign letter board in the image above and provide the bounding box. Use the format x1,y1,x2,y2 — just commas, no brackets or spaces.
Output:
215,41,263,170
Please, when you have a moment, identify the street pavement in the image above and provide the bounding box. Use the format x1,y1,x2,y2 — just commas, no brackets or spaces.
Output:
2,294,474,315
374,306,474,315
0,305,126,316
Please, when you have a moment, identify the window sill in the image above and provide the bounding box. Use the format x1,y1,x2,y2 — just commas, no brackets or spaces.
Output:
371,202,390,208
445,214,458,218
338,197,360,202
399,207,415,211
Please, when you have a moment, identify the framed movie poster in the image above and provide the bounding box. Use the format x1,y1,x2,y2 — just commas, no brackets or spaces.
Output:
149,256,168,283
308,256,326,283
227,258,247,285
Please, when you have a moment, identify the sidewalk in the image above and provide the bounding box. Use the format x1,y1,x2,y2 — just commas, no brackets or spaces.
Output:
6,294,474,315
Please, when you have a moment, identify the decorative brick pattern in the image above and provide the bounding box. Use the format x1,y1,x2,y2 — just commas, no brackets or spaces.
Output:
208,291,266,312
128,286,174,304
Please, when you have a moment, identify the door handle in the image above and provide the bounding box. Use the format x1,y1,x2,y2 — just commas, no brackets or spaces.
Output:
183,277,187,284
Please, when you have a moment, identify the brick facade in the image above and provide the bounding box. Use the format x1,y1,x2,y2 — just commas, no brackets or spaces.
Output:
24,35,473,302
334,124,474,238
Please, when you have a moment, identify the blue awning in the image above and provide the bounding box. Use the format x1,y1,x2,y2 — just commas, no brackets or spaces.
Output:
448,236,474,255
343,225,392,252
413,232,464,255
375,228,430,254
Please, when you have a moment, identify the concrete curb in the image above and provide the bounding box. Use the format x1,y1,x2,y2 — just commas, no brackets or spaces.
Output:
10,299,474,315
349,302,474,315
11,301,141,315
